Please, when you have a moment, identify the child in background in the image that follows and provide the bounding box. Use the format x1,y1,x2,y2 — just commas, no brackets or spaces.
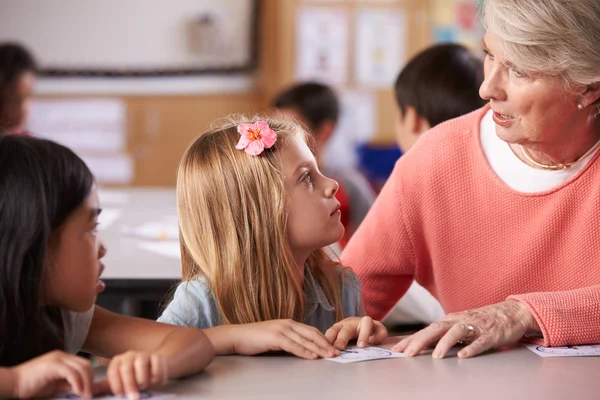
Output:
158,116,387,358
0,43,37,135
383,43,485,328
393,43,485,152
272,83,376,247
0,135,214,399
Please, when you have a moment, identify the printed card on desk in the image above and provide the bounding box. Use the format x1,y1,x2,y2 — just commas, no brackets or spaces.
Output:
325,346,405,363
50,391,174,399
525,343,600,357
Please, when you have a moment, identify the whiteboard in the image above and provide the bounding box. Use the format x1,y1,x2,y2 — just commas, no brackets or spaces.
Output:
0,0,258,75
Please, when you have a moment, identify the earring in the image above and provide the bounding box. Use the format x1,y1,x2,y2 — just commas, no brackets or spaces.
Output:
577,103,584,110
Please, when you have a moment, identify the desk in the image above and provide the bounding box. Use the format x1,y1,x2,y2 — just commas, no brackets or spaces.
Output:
143,341,600,400
100,188,180,280
97,188,180,317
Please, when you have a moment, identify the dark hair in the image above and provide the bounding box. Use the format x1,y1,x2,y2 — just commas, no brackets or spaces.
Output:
272,82,340,132
0,135,93,366
394,43,485,128
0,43,37,131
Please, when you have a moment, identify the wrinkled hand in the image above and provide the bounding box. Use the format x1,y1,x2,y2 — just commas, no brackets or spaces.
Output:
231,319,340,360
98,351,167,399
12,350,95,399
325,316,388,350
392,300,538,359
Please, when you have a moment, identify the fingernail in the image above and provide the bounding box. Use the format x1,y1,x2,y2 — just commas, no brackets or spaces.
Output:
312,352,319,358
432,351,440,358
128,392,140,400
358,340,366,348
458,350,467,358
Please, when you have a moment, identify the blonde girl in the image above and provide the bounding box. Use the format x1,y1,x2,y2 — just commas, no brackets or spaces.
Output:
159,116,387,359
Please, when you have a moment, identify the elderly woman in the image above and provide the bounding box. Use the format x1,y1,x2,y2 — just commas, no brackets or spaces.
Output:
342,0,600,359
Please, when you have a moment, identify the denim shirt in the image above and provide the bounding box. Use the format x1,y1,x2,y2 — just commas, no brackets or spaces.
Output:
157,267,364,333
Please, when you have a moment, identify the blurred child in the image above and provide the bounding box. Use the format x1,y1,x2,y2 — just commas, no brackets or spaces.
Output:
0,43,37,135
394,43,485,152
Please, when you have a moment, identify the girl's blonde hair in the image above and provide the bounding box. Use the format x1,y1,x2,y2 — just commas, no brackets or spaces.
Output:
177,114,345,324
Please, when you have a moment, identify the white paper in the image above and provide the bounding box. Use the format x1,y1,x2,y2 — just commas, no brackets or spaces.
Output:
323,91,376,169
28,99,126,153
355,9,406,87
50,391,174,399
97,208,122,231
136,240,182,259
295,8,349,85
81,154,134,185
325,346,405,363
525,343,600,357
122,216,179,241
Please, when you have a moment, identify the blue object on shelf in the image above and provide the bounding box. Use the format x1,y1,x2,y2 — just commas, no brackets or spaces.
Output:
356,143,402,189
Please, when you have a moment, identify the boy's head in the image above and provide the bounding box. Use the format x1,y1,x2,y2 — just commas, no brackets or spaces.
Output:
0,43,37,133
272,82,339,152
394,43,485,152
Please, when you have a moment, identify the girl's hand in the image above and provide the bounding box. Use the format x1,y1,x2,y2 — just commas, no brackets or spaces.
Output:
12,350,94,399
226,319,340,360
325,316,388,350
101,351,167,399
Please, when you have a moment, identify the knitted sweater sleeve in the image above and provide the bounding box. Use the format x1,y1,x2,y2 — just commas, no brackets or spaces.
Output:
508,286,600,346
341,161,417,320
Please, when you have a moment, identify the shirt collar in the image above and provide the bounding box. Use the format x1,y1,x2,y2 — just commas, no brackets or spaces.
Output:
304,265,335,316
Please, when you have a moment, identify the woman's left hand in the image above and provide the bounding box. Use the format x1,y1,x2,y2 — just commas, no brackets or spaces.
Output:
391,300,539,359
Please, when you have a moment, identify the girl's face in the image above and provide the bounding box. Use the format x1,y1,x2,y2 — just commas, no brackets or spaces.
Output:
282,136,345,262
46,185,106,312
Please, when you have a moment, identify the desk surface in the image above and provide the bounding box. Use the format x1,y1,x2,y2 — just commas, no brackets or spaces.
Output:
100,188,181,280
151,341,599,400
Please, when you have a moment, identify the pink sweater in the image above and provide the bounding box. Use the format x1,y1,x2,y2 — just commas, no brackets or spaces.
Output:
342,106,600,347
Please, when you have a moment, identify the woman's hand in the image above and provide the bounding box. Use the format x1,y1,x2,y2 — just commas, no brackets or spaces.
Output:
101,351,167,399
392,300,538,358
210,319,340,360
325,316,388,350
11,350,95,399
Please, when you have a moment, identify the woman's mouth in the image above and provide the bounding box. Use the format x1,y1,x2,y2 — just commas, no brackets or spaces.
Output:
492,111,519,128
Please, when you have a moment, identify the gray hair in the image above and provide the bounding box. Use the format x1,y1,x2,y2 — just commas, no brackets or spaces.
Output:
482,0,600,103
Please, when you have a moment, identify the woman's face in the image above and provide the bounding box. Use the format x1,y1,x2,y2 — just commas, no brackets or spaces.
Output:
479,31,583,150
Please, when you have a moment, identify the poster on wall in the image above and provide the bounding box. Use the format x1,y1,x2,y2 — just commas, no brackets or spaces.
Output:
431,0,484,49
295,7,349,86
354,9,407,88
323,91,377,169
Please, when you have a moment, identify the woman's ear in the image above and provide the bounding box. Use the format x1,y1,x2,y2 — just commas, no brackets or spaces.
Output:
581,82,600,108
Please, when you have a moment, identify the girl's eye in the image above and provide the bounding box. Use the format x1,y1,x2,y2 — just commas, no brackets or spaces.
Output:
483,49,493,60
92,222,99,233
302,172,314,186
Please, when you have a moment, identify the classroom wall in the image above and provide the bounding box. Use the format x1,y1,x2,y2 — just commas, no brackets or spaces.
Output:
0,0,482,186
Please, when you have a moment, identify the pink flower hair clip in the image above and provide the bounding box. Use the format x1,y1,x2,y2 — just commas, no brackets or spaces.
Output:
235,121,277,156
